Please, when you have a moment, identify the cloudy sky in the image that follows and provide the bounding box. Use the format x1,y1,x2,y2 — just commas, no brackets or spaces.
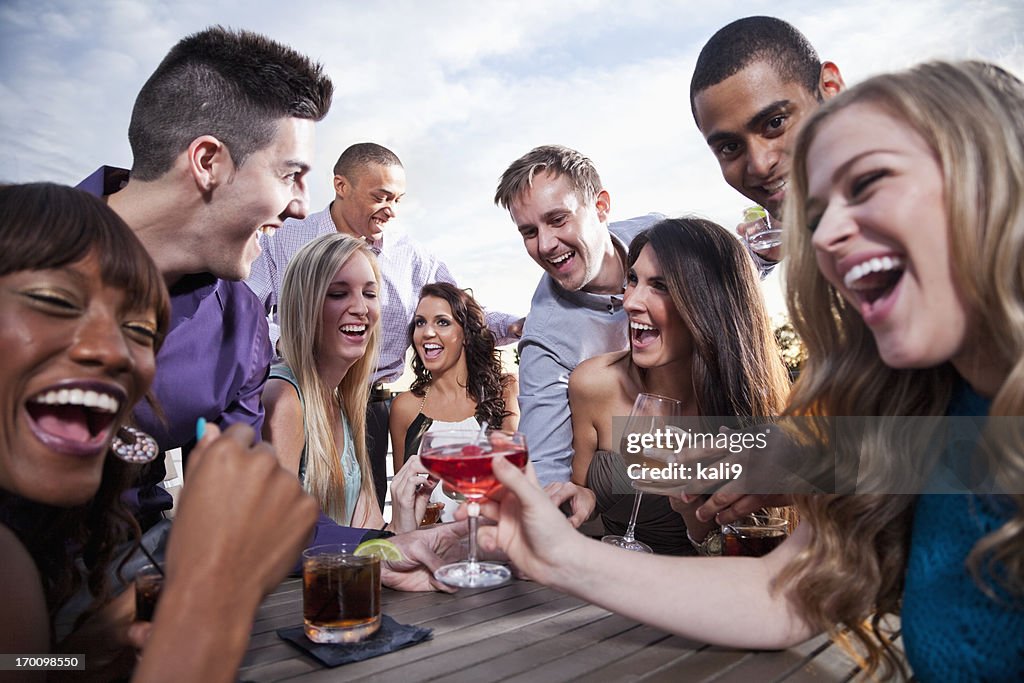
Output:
3,0,1023,321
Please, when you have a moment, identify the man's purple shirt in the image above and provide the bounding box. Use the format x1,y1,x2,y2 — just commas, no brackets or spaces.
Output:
78,167,374,545
79,167,273,518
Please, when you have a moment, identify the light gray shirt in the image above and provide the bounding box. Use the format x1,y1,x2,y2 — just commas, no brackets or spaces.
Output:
518,213,664,485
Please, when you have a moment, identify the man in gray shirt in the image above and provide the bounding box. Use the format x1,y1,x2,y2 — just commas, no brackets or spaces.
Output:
494,145,661,488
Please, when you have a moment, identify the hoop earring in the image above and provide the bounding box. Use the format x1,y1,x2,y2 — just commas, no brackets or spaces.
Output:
111,426,160,464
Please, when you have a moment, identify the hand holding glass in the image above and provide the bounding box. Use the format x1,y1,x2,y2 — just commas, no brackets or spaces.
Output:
419,429,528,587
743,206,783,252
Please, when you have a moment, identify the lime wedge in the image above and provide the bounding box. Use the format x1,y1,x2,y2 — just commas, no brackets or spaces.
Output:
354,538,404,561
743,206,767,222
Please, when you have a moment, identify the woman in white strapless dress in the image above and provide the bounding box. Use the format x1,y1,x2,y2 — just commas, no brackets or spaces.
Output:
389,283,519,528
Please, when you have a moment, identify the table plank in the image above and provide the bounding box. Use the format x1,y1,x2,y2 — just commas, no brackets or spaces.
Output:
563,633,708,683
240,578,875,682
495,626,679,683
710,634,837,683
240,584,587,681
426,608,637,682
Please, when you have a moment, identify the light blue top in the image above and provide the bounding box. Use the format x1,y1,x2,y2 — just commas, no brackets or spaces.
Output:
517,213,664,485
269,364,361,525
901,382,1023,681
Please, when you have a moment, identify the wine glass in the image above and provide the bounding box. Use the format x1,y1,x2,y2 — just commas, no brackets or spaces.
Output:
418,429,527,587
602,392,683,553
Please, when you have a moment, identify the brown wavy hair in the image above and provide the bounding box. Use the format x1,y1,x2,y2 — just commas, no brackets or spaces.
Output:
780,61,1024,678
408,283,511,428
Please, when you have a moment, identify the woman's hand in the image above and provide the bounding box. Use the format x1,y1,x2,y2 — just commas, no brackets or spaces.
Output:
133,423,319,683
389,454,438,533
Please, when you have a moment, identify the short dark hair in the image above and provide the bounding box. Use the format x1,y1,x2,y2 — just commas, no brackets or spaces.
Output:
128,26,333,181
333,143,403,178
689,16,822,121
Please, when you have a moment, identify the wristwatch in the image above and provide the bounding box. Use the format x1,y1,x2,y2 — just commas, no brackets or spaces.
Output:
687,528,722,556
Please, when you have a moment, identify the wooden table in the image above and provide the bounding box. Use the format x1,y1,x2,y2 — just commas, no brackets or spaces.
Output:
239,576,879,682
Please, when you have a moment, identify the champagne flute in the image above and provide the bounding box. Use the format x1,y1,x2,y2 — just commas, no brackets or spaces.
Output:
602,392,683,553
419,429,527,587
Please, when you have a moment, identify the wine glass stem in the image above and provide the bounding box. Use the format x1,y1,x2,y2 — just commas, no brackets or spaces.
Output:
623,491,643,543
466,500,481,570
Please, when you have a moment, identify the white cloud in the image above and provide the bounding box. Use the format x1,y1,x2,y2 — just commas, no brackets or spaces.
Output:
2,0,1022,322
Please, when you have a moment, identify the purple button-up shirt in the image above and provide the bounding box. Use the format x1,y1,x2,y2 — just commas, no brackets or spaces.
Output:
78,167,274,521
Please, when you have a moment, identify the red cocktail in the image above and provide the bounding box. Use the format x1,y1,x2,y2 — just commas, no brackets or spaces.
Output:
420,444,528,498
419,430,527,587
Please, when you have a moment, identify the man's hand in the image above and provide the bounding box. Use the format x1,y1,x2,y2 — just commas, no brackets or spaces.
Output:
544,481,596,528
680,492,794,526
509,317,526,338
736,219,782,263
383,522,469,592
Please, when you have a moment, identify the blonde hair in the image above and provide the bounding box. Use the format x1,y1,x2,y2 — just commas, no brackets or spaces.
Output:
781,60,1024,678
278,233,381,524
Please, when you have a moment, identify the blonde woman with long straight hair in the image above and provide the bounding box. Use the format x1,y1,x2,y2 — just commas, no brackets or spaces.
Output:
263,233,385,529
465,61,1024,681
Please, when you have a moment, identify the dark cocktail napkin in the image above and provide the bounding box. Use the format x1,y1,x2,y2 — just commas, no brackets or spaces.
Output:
277,615,432,667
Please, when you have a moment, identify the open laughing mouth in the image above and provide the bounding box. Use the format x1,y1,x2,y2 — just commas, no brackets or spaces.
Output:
422,342,443,360
340,324,368,339
630,321,660,348
25,382,125,457
546,250,575,271
843,256,905,318
762,178,786,196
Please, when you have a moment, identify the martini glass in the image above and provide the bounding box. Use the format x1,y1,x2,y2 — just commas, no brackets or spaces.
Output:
602,392,683,553
418,429,527,587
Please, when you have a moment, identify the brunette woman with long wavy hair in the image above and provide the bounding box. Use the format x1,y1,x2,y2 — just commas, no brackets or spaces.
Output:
568,217,790,554
389,283,519,526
